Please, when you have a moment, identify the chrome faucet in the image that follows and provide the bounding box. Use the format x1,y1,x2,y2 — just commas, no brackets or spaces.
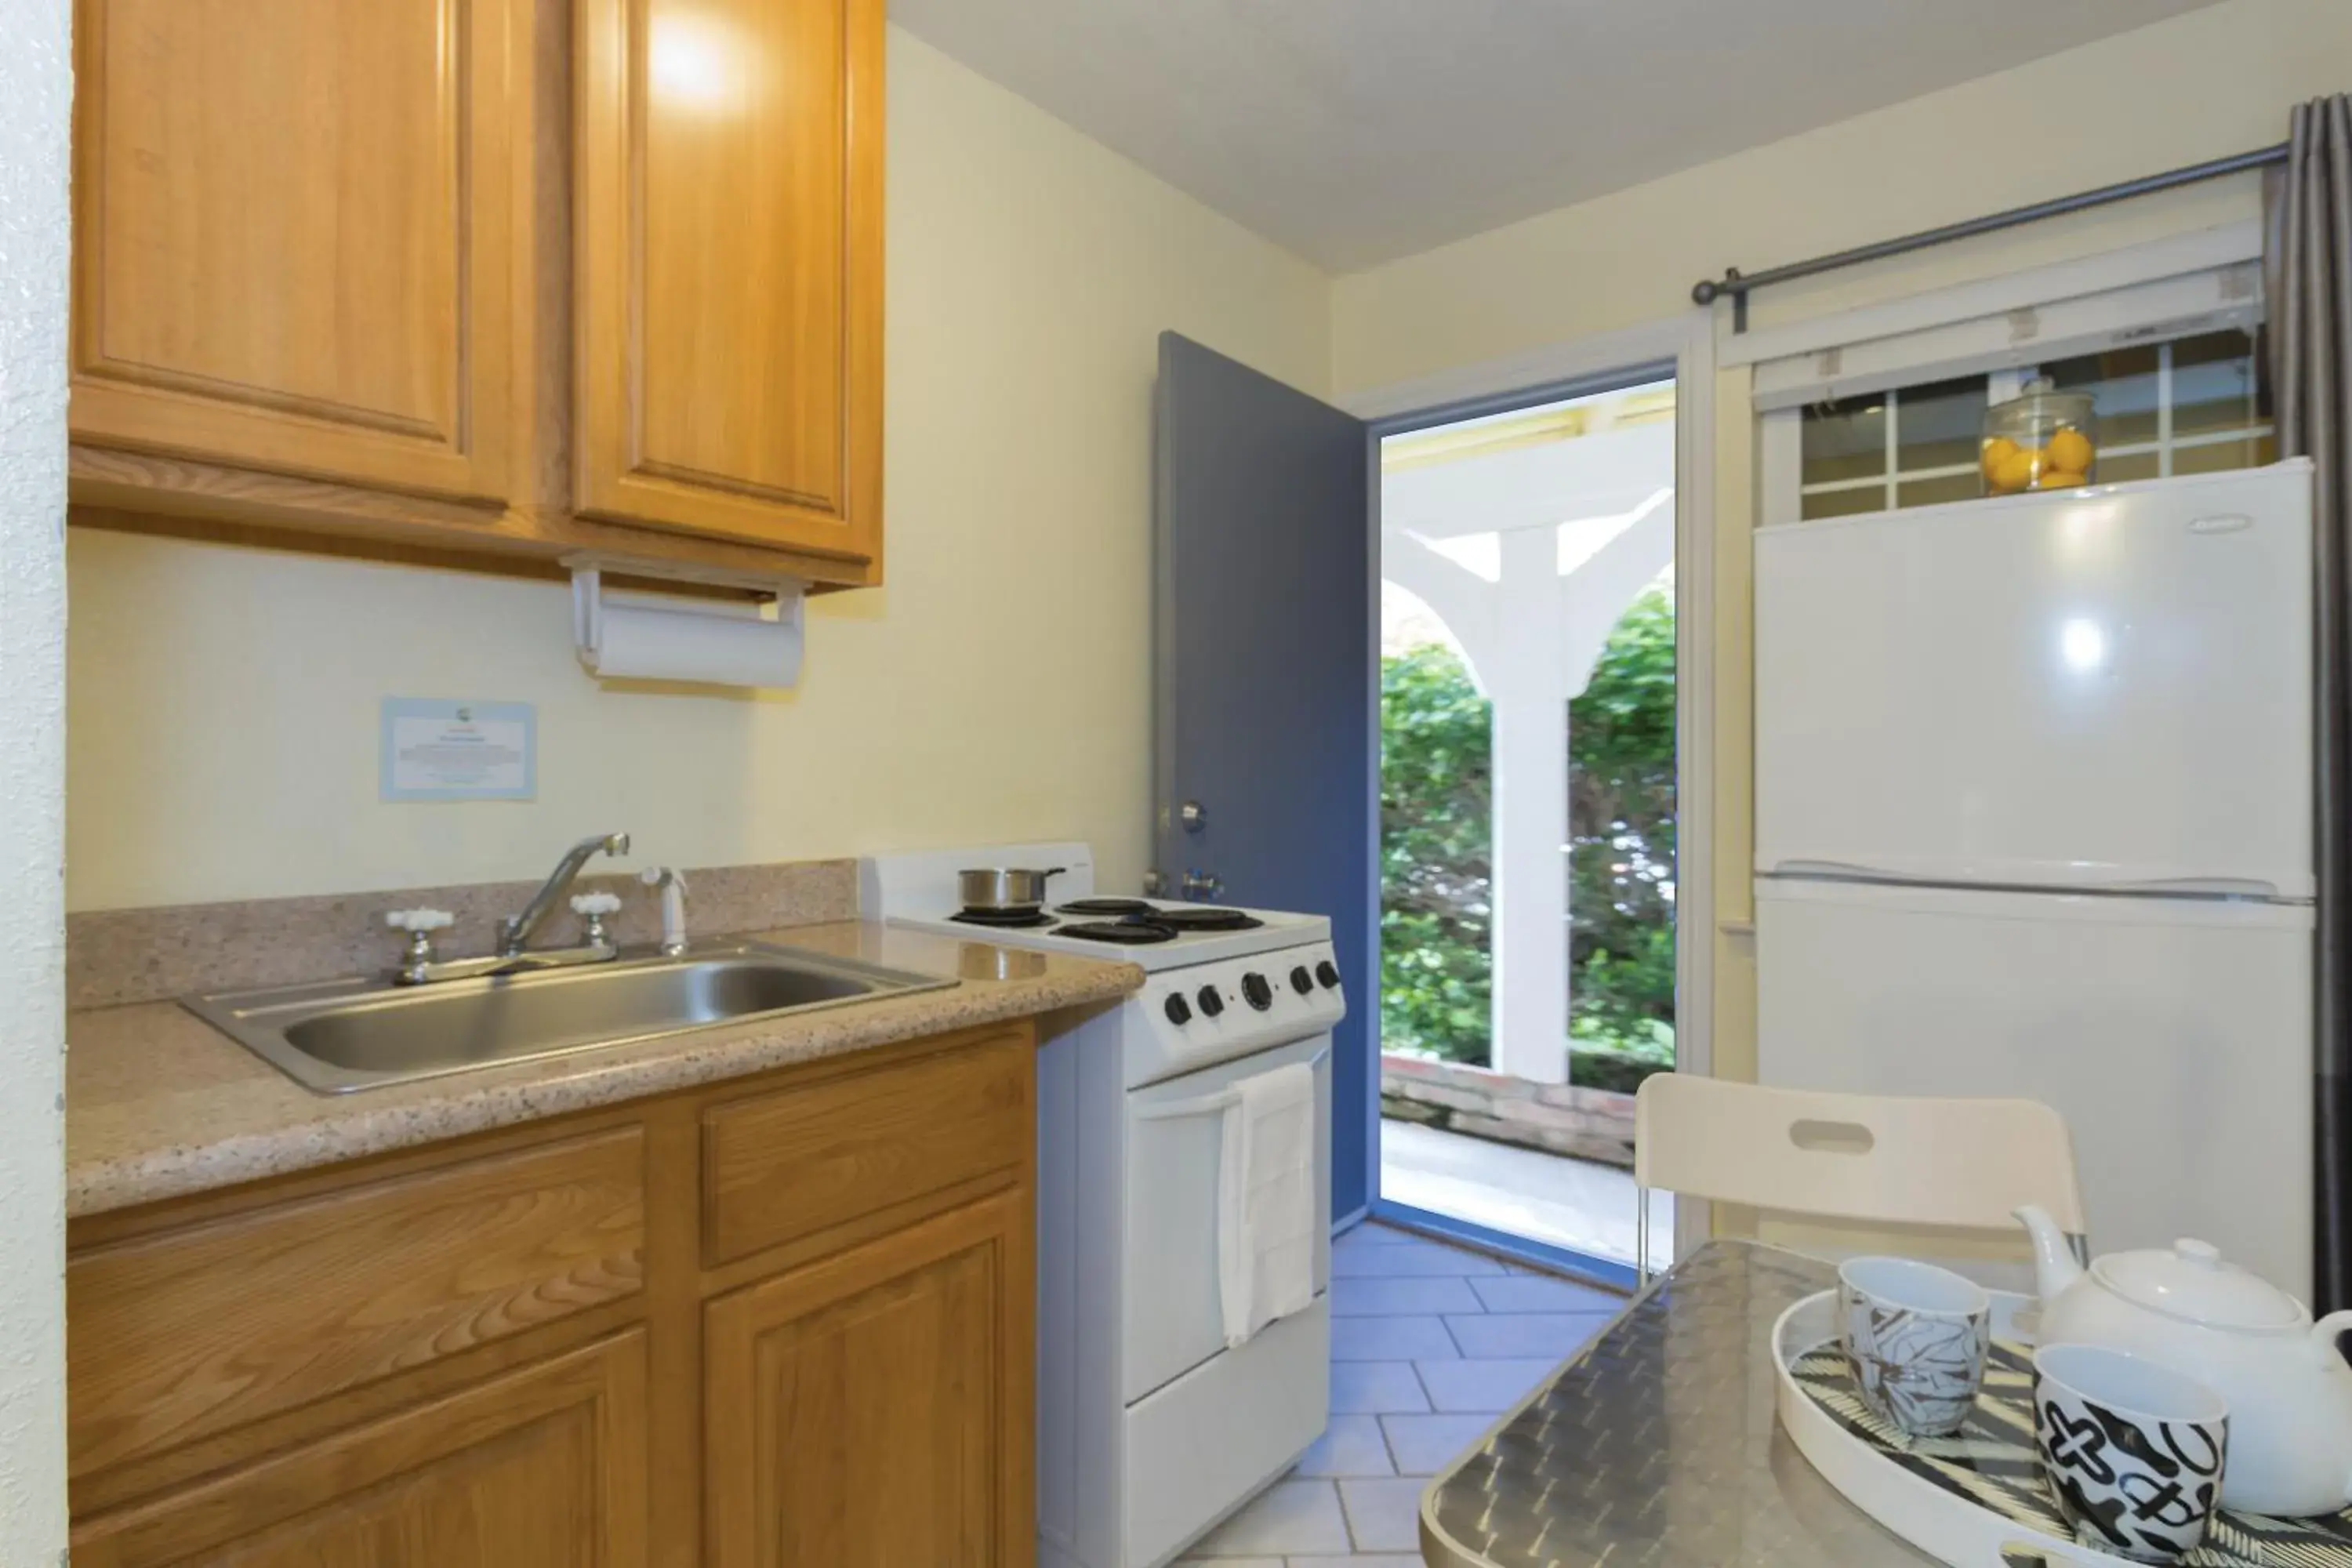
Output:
500,832,631,956
382,832,634,986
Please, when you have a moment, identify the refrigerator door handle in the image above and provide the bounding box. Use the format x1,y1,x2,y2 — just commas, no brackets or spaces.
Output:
1760,861,2288,901
1762,860,1914,881
2110,876,2287,898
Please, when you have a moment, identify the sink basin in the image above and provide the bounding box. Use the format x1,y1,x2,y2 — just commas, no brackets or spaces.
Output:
183,942,957,1094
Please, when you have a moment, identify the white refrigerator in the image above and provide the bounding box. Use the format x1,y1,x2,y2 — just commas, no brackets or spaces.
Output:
1753,460,2316,1300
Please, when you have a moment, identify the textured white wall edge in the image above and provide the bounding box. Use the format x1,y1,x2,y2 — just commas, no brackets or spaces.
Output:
0,0,74,1558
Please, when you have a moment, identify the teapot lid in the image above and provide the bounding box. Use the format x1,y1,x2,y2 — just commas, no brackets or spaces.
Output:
2092,1238,2308,1330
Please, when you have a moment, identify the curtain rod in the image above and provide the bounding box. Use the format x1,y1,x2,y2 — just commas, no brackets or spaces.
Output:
1691,143,2290,332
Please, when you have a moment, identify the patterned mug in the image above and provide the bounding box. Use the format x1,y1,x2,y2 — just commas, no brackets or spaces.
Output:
1837,1256,1992,1437
2033,1344,2228,1564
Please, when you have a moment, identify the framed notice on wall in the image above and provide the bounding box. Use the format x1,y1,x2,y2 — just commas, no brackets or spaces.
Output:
379,699,536,801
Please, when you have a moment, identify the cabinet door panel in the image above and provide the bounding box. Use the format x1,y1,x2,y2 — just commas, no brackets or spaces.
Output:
70,1127,645,1479
706,1192,1030,1567
74,1333,648,1568
701,1031,1026,1267
70,0,517,499
578,0,884,561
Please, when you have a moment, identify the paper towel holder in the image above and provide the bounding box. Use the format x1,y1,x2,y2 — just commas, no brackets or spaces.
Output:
568,564,807,687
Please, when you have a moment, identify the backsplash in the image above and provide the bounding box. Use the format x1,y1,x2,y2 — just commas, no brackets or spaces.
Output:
67,858,858,1010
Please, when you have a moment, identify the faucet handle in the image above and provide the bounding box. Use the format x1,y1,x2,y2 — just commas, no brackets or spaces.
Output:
569,891,622,950
386,909,454,985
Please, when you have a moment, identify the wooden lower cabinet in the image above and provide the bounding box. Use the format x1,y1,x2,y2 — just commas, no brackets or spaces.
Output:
706,1190,1033,1567
74,1333,648,1568
67,1022,1036,1567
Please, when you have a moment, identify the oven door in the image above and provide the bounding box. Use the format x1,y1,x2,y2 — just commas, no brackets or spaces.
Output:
1121,1031,1333,1405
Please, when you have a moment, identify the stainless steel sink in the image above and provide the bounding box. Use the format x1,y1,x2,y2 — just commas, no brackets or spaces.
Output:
182,942,956,1094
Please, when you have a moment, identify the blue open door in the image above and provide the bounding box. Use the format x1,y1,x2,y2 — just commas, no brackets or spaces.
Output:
1152,332,1376,1223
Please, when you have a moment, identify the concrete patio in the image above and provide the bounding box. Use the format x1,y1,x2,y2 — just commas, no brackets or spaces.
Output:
1378,1118,1673,1268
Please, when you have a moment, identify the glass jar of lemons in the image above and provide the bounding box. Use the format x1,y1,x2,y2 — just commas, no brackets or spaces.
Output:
1980,378,2097,496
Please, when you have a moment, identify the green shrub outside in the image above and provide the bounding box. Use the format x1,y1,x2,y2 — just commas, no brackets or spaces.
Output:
1378,641,1494,1062
1378,584,1677,1091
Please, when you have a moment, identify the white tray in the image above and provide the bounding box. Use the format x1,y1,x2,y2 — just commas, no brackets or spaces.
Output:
1772,1290,2352,1568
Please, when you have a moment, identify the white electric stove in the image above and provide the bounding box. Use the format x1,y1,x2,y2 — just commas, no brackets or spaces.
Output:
862,844,1342,1568
864,844,1330,966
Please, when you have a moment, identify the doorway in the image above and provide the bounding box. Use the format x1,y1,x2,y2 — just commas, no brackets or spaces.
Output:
1370,373,1682,1286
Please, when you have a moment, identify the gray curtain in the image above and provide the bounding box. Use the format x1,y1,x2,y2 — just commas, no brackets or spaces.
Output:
2270,94,2352,1311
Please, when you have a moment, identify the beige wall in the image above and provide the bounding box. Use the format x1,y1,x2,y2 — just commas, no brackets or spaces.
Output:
1332,0,2350,391
67,0,2352,1047
1330,0,2352,1083
67,28,1330,913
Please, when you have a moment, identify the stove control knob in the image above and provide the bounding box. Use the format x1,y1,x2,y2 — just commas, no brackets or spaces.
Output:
1164,993,1192,1026
1242,972,1274,1011
1290,965,1314,996
1196,985,1225,1018
1316,960,1341,989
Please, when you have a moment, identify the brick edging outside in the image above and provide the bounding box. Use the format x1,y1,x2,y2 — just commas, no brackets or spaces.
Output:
1380,1051,1636,1169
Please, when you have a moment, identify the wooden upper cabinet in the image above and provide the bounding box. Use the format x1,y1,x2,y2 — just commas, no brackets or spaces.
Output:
577,0,884,564
69,0,520,501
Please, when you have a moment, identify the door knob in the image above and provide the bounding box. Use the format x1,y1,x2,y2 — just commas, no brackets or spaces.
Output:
1179,800,1207,833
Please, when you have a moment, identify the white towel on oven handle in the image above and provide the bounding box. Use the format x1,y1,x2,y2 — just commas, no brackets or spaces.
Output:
1216,1061,1317,1348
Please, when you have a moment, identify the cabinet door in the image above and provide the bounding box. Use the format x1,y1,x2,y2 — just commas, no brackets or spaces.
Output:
70,0,519,500
706,1192,1032,1567
577,0,884,564
73,1333,648,1568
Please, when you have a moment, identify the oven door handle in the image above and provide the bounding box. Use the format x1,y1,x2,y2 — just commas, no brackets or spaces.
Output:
1131,1044,1330,1122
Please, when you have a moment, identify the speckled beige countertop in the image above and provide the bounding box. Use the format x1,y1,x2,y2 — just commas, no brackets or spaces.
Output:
67,922,1143,1218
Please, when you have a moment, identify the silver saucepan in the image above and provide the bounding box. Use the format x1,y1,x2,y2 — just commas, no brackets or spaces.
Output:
957,866,1066,913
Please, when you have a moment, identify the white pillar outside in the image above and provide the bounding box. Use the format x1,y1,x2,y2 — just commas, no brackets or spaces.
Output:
1486,527,1571,1085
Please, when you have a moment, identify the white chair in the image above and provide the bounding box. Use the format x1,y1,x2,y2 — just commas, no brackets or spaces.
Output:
1632,1073,2088,1283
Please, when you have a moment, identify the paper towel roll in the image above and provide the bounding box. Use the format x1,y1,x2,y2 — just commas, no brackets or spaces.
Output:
586,599,803,687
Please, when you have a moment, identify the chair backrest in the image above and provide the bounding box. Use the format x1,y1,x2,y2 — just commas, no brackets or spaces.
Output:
1633,1073,2086,1234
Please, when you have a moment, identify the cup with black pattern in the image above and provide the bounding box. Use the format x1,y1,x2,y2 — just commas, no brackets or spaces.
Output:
2032,1344,2228,1564
1837,1256,1992,1437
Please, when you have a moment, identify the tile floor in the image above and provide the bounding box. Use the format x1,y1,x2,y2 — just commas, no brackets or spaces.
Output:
1379,1119,1674,1265
1175,1221,1626,1566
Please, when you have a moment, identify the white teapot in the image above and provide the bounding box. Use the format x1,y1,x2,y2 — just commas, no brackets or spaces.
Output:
2017,1204,2352,1517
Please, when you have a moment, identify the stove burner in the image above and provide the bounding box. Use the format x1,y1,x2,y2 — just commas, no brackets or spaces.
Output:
949,908,1057,930
1058,920,1178,945
1057,898,1155,917
1149,906,1265,933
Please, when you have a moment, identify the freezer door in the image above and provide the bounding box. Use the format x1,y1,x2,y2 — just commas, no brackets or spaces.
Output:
1755,463,2314,896
1755,878,2313,1301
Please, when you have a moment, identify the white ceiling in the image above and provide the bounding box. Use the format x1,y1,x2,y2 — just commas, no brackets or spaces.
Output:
891,0,2224,273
